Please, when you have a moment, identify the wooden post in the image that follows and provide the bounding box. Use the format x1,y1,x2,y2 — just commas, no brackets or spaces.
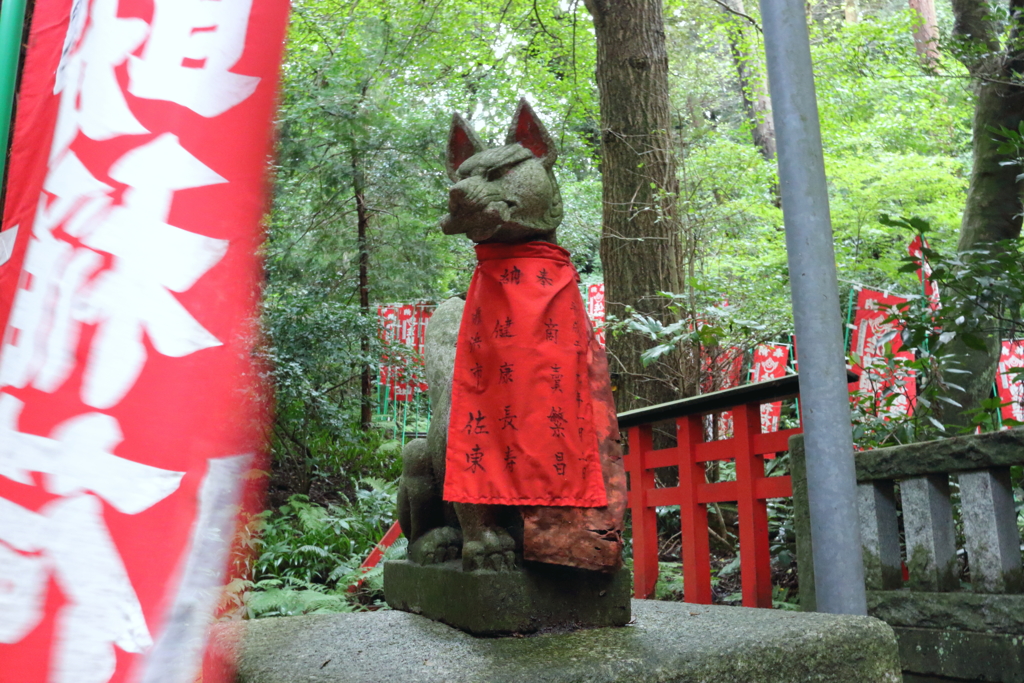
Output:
734,402,773,607
677,414,713,604
626,425,659,599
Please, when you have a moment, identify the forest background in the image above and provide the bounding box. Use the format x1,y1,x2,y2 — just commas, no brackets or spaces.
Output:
228,0,1016,618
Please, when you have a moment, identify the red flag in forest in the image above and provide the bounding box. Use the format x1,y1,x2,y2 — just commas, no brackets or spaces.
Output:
751,343,790,433
700,346,743,438
586,283,605,348
0,2,289,682
908,235,940,312
377,302,432,400
997,340,1024,426
849,289,916,418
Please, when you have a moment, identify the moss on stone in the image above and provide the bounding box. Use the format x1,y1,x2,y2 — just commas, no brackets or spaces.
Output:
867,590,1024,634
855,428,1024,481
211,599,902,683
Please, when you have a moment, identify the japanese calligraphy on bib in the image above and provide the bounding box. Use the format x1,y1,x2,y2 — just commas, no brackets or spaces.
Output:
443,242,607,507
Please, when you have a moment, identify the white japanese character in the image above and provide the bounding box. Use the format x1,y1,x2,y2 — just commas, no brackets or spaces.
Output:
76,134,229,408
0,225,17,266
0,226,99,392
0,397,184,682
0,495,153,683
0,136,229,408
128,0,260,117
51,0,150,160
0,540,47,643
0,395,184,513
0,152,109,392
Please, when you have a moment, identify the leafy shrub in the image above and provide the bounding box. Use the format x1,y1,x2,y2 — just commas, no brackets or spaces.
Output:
223,478,404,619
842,215,1024,448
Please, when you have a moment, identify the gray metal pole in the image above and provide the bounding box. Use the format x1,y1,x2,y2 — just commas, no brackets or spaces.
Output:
759,0,867,615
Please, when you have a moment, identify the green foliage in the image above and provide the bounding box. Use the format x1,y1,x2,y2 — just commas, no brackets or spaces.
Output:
624,7,973,372
236,580,355,619
845,215,1024,447
223,479,404,619
262,282,395,488
653,561,685,601
254,479,399,585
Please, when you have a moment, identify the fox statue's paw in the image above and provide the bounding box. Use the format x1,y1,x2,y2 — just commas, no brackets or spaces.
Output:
462,528,517,572
409,526,463,565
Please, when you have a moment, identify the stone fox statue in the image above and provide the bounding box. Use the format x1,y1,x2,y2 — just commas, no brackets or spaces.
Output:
397,100,626,573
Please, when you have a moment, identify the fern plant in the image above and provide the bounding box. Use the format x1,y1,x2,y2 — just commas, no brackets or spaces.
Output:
222,478,404,619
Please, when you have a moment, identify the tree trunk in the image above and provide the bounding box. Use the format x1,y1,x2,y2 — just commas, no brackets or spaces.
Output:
908,0,939,66
352,151,373,430
941,1,1024,428
583,0,694,411
844,0,859,23
721,0,776,161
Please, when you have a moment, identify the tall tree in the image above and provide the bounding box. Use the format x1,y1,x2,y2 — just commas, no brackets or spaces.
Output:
845,0,859,23
909,0,939,65
939,1,1024,427
583,0,693,409
720,0,776,161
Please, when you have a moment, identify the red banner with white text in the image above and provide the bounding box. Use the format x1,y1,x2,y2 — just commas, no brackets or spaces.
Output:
586,283,605,348
701,345,743,438
0,2,289,682
378,303,433,401
908,235,941,313
849,289,916,418
751,343,790,433
997,340,1024,426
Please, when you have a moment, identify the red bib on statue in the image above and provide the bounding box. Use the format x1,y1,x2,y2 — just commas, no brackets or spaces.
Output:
443,242,608,506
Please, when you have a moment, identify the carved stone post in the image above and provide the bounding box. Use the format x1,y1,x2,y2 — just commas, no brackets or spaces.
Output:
901,475,958,591
857,481,902,590
959,468,1023,593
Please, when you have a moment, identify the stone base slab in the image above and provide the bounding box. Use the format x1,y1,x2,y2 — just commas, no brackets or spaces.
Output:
893,626,1024,683
382,559,631,635
205,599,902,683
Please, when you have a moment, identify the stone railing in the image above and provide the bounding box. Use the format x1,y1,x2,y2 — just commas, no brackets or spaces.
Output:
791,430,1024,683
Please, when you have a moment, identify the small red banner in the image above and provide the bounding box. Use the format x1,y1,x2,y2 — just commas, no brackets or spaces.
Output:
586,283,605,348
849,289,916,418
0,1,289,682
702,346,743,438
378,302,433,401
908,235,940,313
997,340,1024,426
751,343,790,433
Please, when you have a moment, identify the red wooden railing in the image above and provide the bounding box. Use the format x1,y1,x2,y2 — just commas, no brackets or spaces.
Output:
617,374,808,608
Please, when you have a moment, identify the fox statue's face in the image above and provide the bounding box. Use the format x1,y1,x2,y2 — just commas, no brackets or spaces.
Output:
441,99,563,244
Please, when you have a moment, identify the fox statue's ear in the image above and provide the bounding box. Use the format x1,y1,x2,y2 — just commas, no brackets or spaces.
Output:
505,98,557,169
447,113,486,182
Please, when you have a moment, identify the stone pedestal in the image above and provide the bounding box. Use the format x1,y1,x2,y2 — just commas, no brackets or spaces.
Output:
382,560,631,635
205,599,902,683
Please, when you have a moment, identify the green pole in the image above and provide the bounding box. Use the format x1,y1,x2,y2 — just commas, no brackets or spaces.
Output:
0,0,27,186
993,381,1003,431
843,287,856,350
